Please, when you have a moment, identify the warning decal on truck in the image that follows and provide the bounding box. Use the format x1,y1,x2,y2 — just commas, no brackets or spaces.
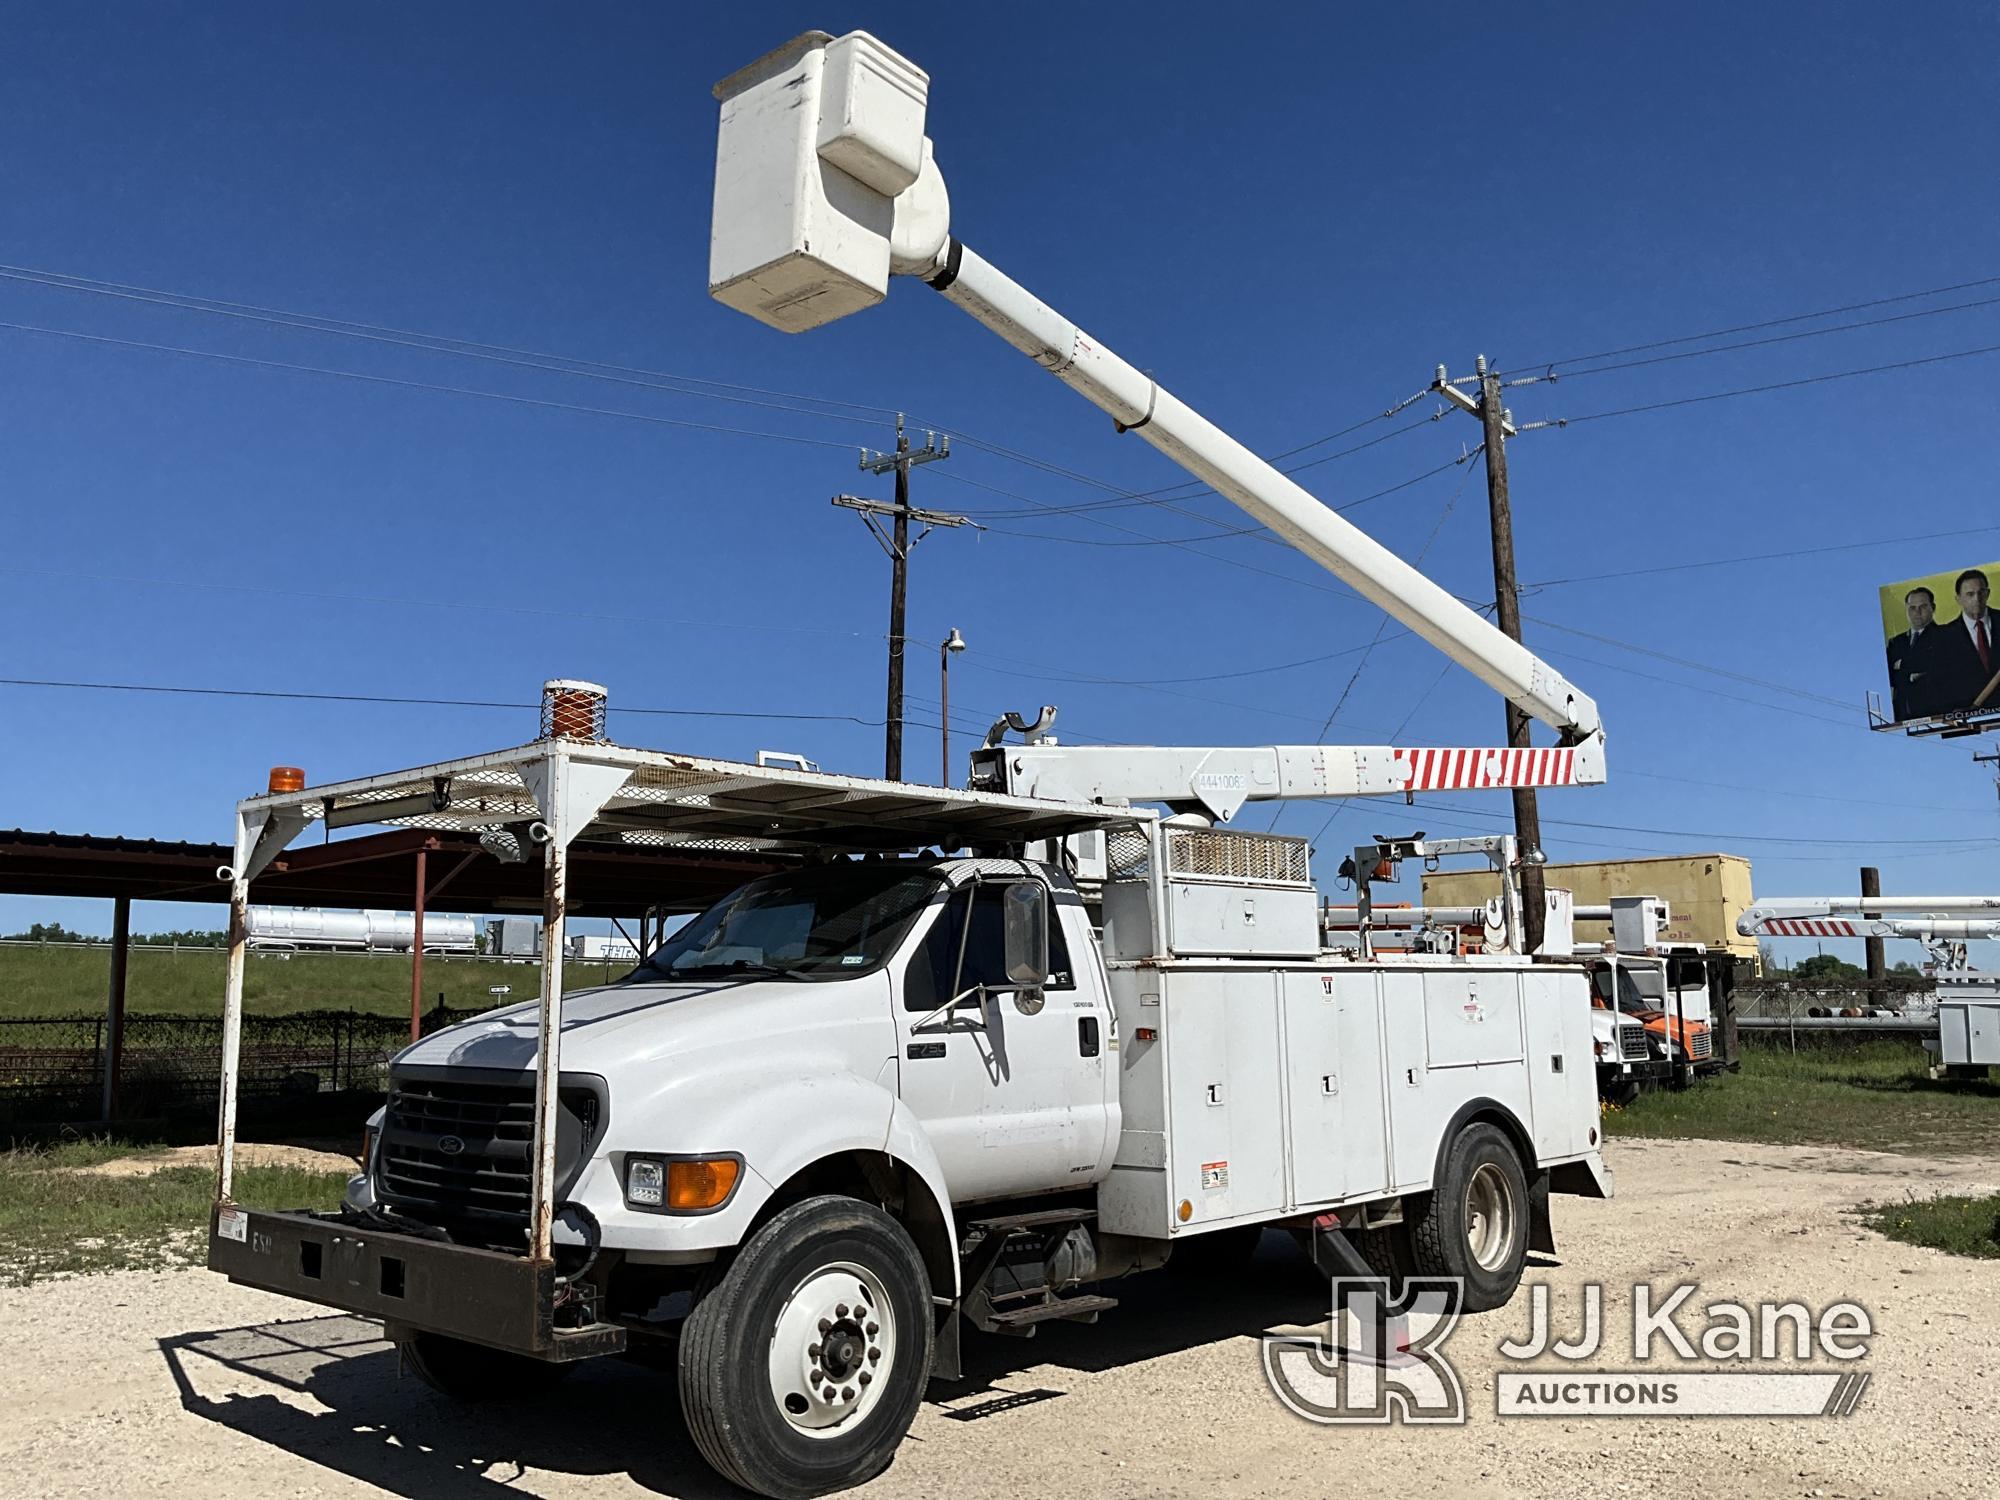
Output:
1200,1161,1229,1191
216,1206,248,1243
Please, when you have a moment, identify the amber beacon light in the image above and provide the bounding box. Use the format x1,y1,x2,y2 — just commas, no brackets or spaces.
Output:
267,766,307,794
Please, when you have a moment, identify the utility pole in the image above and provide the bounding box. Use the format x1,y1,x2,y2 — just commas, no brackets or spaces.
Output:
835,414,968,779
1975,747,2000,803
1435,355,1546,953
1859,866,1885,1006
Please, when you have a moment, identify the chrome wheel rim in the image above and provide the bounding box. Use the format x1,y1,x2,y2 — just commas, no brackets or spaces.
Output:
1464,1162,1516,1272
767,1260,896,1438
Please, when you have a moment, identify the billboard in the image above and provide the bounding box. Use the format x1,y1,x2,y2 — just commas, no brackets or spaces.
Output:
1879,561,2000,726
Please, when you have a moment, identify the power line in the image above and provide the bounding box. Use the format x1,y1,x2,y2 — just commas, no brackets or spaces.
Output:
0,257,1449,538
0,262,898,425
1522,526,2000,591
1518,292,2000,383
1304,452,1483,742
0,674,971,732
1524,615,1852,712
1537,646,1855,729
1558,340,2000,426
1619,768,1989,816
1399,795,1999,851
1503,270,2000,375
950,416,1441,521
0,319,863,451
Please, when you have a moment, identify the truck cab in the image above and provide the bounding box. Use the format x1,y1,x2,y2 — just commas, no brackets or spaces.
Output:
352,856,1119,1259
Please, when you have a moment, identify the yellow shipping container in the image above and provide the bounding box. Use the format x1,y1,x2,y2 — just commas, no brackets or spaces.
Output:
1421,853,1757,962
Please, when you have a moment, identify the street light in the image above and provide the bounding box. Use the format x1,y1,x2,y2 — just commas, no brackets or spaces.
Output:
940,628,967,786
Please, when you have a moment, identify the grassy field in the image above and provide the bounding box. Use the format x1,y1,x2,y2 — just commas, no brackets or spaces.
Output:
1863,1193,2000,1259
0,1137,351,1285
1604,1036,2000,1156
0,943,638,1019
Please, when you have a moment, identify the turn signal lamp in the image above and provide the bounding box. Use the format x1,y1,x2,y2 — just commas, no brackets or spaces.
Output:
268,766,306,794
668,1158,742,1211
1176,1199,1193,1223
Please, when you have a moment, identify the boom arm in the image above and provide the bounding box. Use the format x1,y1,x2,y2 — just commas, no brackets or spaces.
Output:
1739,897,2000,938
970,740,1600,820
708,31,1605,761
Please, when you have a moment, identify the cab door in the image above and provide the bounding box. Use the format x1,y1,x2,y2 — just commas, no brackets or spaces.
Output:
894,881,1111,1203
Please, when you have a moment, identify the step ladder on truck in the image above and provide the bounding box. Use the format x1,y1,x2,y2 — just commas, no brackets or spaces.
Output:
1739,897,2000,1078
208,29,1618,1500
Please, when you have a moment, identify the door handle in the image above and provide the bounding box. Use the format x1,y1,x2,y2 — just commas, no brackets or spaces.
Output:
1078,1016,1100,1057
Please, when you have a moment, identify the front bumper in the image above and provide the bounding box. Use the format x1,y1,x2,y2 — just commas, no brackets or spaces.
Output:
1596,1057,1671,1084
208,1205,625,1362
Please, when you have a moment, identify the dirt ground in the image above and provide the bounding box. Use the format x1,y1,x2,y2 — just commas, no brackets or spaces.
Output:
3,1138,1996,1500
74,1142,360,1177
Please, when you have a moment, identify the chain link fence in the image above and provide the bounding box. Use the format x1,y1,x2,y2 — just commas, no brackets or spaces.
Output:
1735,976,1933,1019
0,1006,482,1128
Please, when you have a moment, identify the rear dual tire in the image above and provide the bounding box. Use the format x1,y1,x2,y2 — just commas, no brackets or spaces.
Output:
1405,1122,1530,1313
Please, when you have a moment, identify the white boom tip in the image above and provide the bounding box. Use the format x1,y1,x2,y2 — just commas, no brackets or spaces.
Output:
710,31,948,333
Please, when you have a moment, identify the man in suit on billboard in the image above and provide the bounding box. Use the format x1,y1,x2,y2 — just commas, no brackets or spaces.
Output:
1933,569,2000,712
1887,585,1947,721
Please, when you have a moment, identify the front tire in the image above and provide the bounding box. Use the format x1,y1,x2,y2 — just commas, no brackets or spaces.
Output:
679,1195,933,1499
1405,1122,1529,1313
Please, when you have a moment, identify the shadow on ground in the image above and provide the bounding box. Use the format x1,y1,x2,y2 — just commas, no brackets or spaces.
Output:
159,1232,1453,1496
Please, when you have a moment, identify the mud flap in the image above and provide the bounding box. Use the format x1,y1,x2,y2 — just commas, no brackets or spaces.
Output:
930,1301,963,1383
1528,1172,1556,1256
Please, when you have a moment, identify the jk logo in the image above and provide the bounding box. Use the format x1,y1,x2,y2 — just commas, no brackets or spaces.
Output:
1262,1277,1467,1425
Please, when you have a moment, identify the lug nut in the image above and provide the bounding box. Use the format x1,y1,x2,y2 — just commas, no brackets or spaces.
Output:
836,1303,849,1317
817,1318,832,1333
858,1370,872,1386
865,1321,879,1336
842,1386,856,1401
867,1348,881,1363
807,1343,821,1359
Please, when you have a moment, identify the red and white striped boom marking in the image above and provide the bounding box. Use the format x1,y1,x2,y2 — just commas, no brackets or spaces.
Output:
1755,918,1861,938
1394,746,1580,793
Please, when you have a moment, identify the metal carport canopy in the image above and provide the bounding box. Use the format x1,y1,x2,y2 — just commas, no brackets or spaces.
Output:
235,741,1153,859
0,827,780,917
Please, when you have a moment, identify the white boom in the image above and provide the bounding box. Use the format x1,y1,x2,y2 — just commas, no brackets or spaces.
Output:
969,740,1600,821
708,31,1606,777
1739,897,2000,939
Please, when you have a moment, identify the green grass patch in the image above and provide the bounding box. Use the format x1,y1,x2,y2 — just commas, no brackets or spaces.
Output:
1863,1193,2000,1259
0,943,634,1019
0,1142,350,1284
1603,1037,2000,1156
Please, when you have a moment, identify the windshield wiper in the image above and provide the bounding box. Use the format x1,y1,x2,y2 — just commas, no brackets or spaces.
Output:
655,960,809,981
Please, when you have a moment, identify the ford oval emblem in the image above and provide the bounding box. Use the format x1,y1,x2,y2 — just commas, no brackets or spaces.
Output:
438,1135,465,1156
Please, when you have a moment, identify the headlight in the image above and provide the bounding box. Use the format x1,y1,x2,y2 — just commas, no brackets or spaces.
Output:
625,1155,743,1213
627,1158,665,1207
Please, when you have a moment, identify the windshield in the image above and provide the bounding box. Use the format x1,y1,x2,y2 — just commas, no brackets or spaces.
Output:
627,864,946,983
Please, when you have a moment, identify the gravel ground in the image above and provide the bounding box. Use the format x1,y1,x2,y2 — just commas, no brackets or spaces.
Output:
3,1138,1996,1500
75,1143,360,1177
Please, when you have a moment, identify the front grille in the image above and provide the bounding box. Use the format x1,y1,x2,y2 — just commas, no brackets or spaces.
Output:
1688,1029,1714,1061
376,1070,604,1242
1618,1022,1651,1062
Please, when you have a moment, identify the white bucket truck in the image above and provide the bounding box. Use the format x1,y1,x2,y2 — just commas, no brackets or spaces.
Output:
208,30,1614,1499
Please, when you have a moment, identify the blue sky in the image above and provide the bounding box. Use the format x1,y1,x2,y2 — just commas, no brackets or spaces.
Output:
2,2,1996,964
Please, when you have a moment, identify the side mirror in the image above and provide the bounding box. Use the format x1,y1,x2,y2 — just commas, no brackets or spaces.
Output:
1002,881,1049,988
